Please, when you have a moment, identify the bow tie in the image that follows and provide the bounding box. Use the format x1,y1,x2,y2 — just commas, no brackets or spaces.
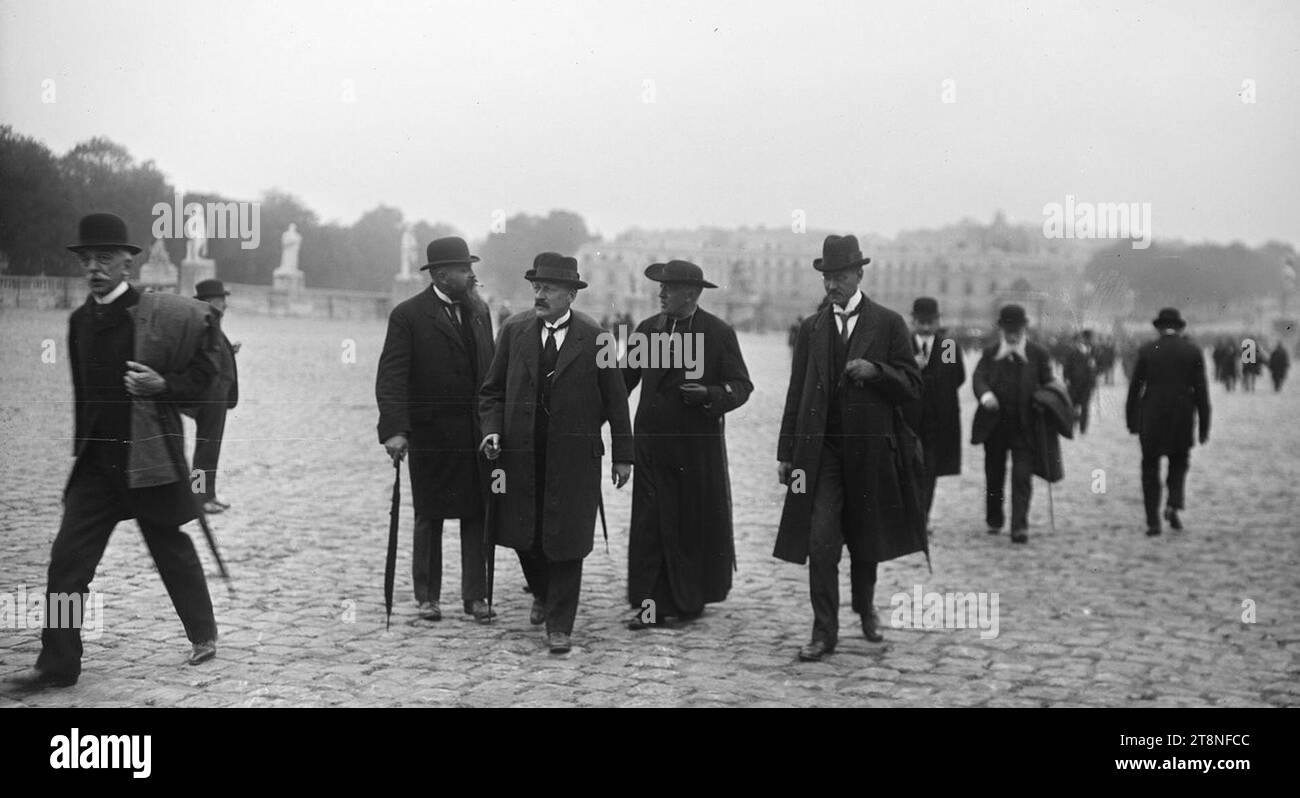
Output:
544,319,570,334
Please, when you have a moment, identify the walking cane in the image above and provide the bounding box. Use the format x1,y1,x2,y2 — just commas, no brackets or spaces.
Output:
1047,479,1056,534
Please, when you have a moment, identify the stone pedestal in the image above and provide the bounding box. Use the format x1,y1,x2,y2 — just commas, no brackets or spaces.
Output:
179,258,216,297
273,271,305,294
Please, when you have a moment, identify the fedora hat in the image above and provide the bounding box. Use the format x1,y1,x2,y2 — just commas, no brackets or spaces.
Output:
67,212,142,255
525,252,586,289
644,260,717,288
912,296,939,320
194,278,230,300
813,234,871,272
1152,307,1186,330
420,236,480,270
997,304,1029,330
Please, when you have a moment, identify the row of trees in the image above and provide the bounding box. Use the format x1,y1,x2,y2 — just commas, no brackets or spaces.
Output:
0,126,598,295
1084,240,1296,311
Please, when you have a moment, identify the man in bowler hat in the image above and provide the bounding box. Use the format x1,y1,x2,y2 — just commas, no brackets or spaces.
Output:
970,304,1056,543
188,279,240,514
775,235,927,662
7,213,220,692
622,260,752,629
376,236,496,622
479,253,633,654
903,297,965,533
1125,308,1211,536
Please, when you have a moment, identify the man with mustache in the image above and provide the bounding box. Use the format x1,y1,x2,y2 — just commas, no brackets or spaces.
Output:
775,234,927,662
7,213,220,692
622,260,752,629
479,253,633,654
376,236,496,623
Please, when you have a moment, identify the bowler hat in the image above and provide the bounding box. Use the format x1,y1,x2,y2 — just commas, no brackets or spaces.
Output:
997,304,1029,330
525,252,586,289
813,234,871,272
912,296,939,320
67,212,142,255
420,236,480,270
644,260,717,288
194,279,230,300
1152,307,1186,330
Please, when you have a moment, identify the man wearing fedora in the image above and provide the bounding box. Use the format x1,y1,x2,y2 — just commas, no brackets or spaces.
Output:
970,304,1056,544
479,253,633,654
188,279,240,514
903,297,966,534
376,236,496,623
622,260,752,629
1125,308,1211,536
775,235,927,662
7,213,221,692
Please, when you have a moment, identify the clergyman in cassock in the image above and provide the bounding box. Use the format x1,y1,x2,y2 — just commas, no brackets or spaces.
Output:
478,253,633,654
774,235,927,663
621,260,753,629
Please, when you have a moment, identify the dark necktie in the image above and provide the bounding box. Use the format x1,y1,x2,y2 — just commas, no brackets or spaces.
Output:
445,302,461,327
835,305,860,344
540,319,570,409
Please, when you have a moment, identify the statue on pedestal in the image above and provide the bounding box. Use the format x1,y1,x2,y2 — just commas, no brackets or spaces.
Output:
275,223,302,276
397,226,417,281
138,238,179,290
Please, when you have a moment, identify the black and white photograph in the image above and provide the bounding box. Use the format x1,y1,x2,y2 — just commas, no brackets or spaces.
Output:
0,0,1294,776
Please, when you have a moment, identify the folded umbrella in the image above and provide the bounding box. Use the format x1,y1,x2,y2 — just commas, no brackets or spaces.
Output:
384,460,400,630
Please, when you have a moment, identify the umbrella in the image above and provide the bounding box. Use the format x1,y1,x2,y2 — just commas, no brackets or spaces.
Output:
384,460,400,630
155,400,231,587
483,485,497,623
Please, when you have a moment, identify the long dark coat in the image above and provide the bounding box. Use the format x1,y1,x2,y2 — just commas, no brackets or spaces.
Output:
1125,333,1210,455
774,295,927,565
622,307,753,611
479,309,633,561
902,328,966,477
376,286,495,518
970,341,1054,445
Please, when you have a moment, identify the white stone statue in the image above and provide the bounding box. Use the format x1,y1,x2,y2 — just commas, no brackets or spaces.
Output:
185,213,209,261
399,226,417,280
276,223,302,275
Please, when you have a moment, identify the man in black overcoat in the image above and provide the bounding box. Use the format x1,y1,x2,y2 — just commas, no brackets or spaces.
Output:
1125,308,1211,536
902,297,965,534
376,237,496,622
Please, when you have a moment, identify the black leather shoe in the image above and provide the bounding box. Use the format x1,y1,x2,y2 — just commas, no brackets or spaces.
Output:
627,610,653,631
797,639,835,662
1164,507,1183,530
1010,528,1029,544
547,632,572,654
187,640,216,666
986,526,1001,535
417,601,442,621
529,598,546,626
4,669,77,693
1146,526,1162,537
861,611,884,642
466,599,496,623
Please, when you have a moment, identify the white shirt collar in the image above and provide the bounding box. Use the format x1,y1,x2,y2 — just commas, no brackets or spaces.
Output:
432,285,457,305
545,310,572,330
93,281,130,305
833,291,863,315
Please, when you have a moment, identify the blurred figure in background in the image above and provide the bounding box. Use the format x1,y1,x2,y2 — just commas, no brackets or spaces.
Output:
1268,341,1290,392
1062,330,1098,435
189,279,240,514
903,297,965,534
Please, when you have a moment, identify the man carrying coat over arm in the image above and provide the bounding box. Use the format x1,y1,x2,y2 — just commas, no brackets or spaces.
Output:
775,235,927,663
478,253,634,654
622,260,753,630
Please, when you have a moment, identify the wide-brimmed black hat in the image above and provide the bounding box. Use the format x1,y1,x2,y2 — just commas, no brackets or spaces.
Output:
644,260,717,288
525,252,586,289
67,212,142,255
420,236,480,270
194,279,230,300
813,234,871,272
997,304,1029,330
912,297,939,320
1152,307,1186,330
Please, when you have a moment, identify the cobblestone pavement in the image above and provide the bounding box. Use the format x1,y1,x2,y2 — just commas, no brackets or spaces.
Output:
1,308,1296,707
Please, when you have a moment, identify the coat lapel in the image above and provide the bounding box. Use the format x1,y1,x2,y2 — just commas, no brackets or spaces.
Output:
515,316,540,382
811,307,831,385
846,294,878,362
419,288,467,355
552,317,583,381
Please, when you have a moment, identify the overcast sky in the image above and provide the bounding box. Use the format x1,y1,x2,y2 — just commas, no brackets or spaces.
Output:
2,0,1296,246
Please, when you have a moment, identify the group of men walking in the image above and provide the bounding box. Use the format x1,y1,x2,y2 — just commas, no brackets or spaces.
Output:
8,215,1223,691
